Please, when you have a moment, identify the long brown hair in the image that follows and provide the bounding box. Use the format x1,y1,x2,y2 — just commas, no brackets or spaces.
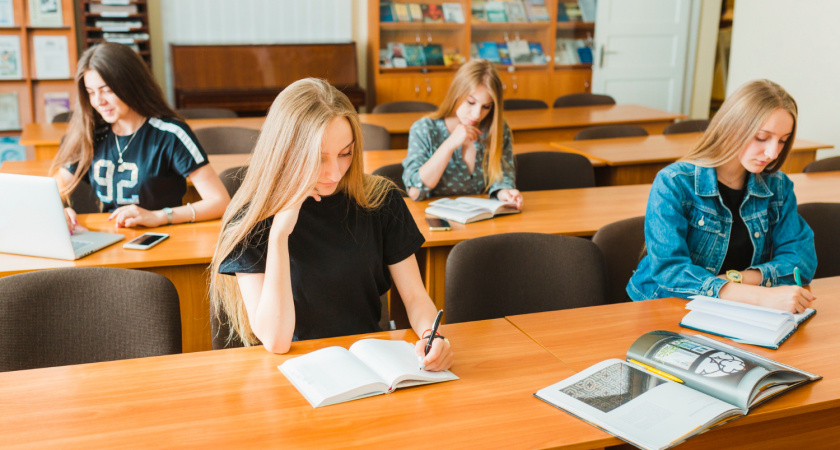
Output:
210,78,393,346
51,43,179,198
681,79,797,173
428,59,508,190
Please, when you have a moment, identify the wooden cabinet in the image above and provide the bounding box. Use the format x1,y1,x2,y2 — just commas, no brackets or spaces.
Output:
368,1,596,109
0,0,78,136
78,0,151,67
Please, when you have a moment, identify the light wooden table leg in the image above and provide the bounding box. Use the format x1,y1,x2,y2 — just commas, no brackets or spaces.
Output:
142,264,212,353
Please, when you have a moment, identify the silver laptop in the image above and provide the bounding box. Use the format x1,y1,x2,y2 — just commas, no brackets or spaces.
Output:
0,174,124,260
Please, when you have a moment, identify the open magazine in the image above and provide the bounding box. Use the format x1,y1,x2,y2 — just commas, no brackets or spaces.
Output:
279,339,458,408
534,331,820,450
425,197,519,224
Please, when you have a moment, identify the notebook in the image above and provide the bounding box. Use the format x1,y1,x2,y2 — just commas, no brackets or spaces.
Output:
0,174,124,260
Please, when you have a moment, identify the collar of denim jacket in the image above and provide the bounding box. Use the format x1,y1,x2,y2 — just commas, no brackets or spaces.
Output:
693,165,772,198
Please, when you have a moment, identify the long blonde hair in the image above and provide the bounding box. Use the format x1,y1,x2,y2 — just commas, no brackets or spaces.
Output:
428,59,508,190
51,43,179,201
210,78,393,345
681,79,797,173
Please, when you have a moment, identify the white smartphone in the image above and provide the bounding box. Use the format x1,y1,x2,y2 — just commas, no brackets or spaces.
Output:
123,232,169,250
425,217,451,231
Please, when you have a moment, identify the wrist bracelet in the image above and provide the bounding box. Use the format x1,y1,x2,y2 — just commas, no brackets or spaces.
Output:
162,207,173,225
186,202,196,223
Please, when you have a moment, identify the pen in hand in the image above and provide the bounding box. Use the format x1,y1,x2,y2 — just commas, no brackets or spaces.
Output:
419,309,443,370
794,267,802,287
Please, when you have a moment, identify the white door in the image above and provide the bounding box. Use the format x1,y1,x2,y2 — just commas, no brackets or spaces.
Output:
591,0,695,113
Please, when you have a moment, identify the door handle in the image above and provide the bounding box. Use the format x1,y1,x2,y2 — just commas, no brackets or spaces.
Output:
599,44,618,68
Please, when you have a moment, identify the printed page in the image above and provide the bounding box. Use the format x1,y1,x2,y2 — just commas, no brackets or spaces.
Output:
536,359,737,450
350,339,458,390
455,196,518,215
278,346,388,408
681,310,794,347
428,198,489,213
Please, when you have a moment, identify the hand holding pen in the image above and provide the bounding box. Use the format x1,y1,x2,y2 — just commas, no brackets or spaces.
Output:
416,310,453,372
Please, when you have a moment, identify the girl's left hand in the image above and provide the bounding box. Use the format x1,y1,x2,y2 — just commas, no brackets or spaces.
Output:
415,336,454,372
109,204,164,228
496,189,523,210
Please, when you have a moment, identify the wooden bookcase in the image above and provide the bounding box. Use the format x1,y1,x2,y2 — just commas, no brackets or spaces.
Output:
78,0,151,67
0,0,78,136
368,0,596,108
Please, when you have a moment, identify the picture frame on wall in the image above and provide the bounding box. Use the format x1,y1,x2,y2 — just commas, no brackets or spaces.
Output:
28,0,64,27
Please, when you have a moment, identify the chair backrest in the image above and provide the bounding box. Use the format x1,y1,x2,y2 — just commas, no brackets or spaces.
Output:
803,156,840,173
0,267,182,371
51,111,72,123
574,124,649,141
552,93,616,108
797,203,840,278
372,163,407,196
175,108,238,119
662,119,711,135
219,165,248,198
445,232,608,323
503,98,549,111
362,123,392,150
513,151,595,191
194,126,260,154
592,216,646,303
371,101,437,114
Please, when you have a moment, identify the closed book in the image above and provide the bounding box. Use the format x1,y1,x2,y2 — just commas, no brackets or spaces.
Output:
508,39,532,64
471,0,487,21
528,42,547,64
477,41,501,63
576,44,593,64
403,43,427,66
423,44,445,66
379,1,397,22
408,3,424,21
484,1,507,22
394,3,411,21
524,0,550,21
442,3,465,23
556,2,569,21
504,1,528,22
421,4,444,22
496,42,511,65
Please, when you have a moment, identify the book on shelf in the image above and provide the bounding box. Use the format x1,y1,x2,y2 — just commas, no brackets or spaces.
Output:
421,4,444,22
408,3,424,22
528,42,547,64
508,39,532,64
403,43,427,66
557,1,581,21
556,2,569,21
524,0,549,22
496,42,511,65
394,3,412,22
279,339,458,408
88,3,138,15
555,38,579,64
578,0,597,22
576,44,593,64
387,42,408,68
379,48,393,68
471,0,487,21
423,43,445,66
484,1,507,22
426,197,519,224
0,136,25,163
28,0,63,27
535,330,820,450
33,36,69,79
0,35,22,79
380,1,397,22
681,295,816,349
44,92,70,124
442,2,465,23
0,92,20,131
477,41,501,64
95,20,143,31
469,42,480,59
103,32,150,40
504,0,528,22
0,0,14,26
442,48,465,66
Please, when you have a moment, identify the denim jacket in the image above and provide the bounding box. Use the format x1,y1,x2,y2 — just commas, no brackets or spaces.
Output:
627,162,816,301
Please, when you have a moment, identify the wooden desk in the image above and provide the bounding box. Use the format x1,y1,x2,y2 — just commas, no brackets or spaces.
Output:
0,320,622,449
505,276,840,449
360,104,685,148
21,105,683,160
408,172,840,309
363,143,605,175
0,215,219,353
551,133,833,185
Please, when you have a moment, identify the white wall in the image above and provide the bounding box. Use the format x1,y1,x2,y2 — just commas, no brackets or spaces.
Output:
728,0,840,158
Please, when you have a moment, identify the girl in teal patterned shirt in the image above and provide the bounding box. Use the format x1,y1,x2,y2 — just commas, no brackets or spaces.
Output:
401,60,522,208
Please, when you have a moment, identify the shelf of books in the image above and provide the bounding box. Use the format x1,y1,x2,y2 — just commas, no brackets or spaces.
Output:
0,0,78,163
370,0,597,108
79,0,151,67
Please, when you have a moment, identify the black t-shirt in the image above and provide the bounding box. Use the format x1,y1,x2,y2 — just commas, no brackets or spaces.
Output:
69,117,208,212
219,187,425,341
718,182,752,274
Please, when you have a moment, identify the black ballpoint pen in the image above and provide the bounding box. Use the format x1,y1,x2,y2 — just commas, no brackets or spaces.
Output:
425,309,443,356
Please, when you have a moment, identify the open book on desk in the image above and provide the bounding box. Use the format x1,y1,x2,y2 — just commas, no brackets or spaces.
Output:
425,197,519,224
535,330,820,450
279,339,458,408
681,295,816,349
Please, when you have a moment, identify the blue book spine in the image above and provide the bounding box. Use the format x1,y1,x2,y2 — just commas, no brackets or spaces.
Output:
380,1,397,22
497,42,512,65
577,46,593,64
478,42,501,63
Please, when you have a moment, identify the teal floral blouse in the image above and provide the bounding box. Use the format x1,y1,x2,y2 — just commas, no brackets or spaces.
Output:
401,117,516,200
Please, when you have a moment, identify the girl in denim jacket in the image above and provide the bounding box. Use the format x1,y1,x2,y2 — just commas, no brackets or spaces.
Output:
628,80,817,313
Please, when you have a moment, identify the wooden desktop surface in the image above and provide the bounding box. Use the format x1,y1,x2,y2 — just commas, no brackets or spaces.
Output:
0,215,220,354
551,133,832,185
20,104,683,159
505,276,840,449
0,319,624,449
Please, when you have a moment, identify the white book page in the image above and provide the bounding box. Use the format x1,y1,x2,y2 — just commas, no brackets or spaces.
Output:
455,196,516,214
536,359,738,450
428,198,488,213
682,310,792,346
279,346,388,407
350,339,458,390
687,296,791,329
